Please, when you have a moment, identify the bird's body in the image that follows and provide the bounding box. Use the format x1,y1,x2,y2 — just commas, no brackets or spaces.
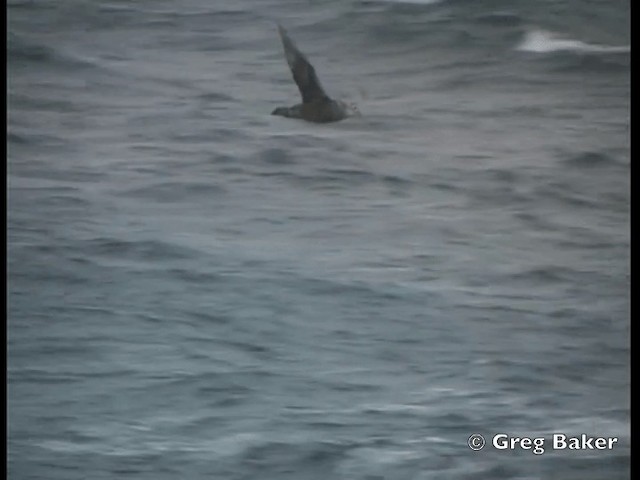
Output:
272,99,352,123
272,25,358,123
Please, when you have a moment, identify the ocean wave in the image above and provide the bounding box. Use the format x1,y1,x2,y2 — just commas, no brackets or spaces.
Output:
7,33,54,63
7,131,30,146
561,150,621,169
8,32,104,72
122,180,227,203
371,0,443,4
517,29,630,54
85,237,204,262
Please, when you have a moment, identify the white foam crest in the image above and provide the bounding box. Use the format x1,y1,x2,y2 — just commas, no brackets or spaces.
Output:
517,29,630,54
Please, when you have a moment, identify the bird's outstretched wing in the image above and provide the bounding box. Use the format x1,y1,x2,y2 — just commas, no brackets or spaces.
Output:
277,25,330,104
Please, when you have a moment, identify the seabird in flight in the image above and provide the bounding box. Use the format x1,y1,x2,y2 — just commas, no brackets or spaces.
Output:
272,25,359,123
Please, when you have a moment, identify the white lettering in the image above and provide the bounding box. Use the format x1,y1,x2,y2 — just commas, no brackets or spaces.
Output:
489,434,618,453
492,435,545,454
580,434,594,449
553,434,567,449
532,437,545,455
493,434,509,449
552,434,619,450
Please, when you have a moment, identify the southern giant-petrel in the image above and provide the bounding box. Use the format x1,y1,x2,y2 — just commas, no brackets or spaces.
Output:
272,25,359,123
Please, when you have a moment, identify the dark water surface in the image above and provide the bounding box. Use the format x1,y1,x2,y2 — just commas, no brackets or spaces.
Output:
8,0,630,478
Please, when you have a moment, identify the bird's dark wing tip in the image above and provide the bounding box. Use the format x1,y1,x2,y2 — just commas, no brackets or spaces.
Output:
274,23,330,104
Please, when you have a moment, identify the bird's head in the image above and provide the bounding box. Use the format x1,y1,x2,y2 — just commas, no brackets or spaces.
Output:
347,101,361,116
338,100,361,117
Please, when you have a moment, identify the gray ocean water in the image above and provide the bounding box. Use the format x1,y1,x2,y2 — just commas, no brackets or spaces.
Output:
7,0,630,478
